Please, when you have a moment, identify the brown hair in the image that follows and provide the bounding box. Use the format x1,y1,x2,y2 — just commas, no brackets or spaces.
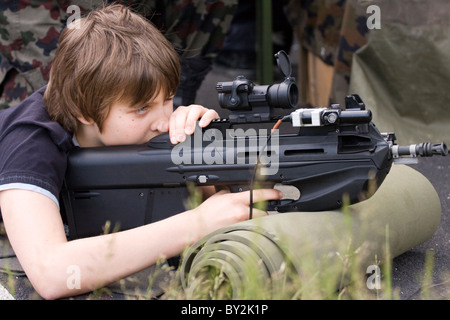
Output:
44,4,180,132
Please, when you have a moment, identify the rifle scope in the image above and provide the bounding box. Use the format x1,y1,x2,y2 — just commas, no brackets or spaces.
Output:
216,51,298,123
216,75,298,110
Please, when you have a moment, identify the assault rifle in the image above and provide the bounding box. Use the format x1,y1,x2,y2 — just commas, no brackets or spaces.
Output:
61,51,447,239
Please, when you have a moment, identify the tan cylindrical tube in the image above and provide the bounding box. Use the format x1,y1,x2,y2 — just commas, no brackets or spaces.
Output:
180,165,441,299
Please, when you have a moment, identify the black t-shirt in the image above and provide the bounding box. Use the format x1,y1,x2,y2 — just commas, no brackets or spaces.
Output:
0,86,73,211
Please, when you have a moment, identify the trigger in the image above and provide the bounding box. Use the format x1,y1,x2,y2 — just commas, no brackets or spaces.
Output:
266,199,295,212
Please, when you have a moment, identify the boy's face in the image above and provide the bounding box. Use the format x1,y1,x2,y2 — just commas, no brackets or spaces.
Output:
77,91,174,147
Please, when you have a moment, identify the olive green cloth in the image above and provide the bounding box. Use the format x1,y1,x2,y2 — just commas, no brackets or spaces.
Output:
349,1,450,144
180,165,441,299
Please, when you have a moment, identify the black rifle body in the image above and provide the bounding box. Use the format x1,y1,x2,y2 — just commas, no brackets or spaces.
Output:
61,51,446,239
62,117,393,239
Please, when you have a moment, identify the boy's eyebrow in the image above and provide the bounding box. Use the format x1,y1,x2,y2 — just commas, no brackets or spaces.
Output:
126,100,154,111
127,91,173,110
134,95,169,109
145,99,159,107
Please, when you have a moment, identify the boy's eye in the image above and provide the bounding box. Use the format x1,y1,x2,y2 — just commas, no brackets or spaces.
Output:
136,106,148,114
165,96,174,103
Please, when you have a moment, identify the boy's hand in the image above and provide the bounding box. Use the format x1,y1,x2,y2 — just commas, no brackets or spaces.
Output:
190,189,283,237
169,104,219,144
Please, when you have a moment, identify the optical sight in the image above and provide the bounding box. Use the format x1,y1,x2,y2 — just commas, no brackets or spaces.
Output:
216,51,298,123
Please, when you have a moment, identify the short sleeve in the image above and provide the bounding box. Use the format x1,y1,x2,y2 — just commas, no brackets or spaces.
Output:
0,124,68,205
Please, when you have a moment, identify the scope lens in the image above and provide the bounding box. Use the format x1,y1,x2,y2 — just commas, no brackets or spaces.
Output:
288,82,298,107
267,81,299,108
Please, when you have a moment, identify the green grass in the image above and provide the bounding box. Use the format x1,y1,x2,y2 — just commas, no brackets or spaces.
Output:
1,193,448,300
154,188,446,300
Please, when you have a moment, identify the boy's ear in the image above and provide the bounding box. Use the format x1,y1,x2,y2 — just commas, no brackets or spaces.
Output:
76,115,95,125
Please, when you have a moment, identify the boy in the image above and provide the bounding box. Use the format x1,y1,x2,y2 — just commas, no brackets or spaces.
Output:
0,4,281,299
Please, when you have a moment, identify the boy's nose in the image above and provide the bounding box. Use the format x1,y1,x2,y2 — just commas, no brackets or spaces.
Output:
151,119,169,132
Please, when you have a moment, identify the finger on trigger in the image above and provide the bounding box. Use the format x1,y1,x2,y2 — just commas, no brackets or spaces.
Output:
249,188,283,204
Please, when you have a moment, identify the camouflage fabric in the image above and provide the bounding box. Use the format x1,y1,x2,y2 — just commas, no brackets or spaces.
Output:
0,0,100,109
287,0,369,106
331,0,369,106
287,0,346,66
0,0,64,108
0,0,237,108
142,0,238,59
136,0,239,106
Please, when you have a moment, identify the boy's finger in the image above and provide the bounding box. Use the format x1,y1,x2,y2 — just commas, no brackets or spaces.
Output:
233,189,282,205
169,107,188,144
184,105,204,134
252,189,283,204
198,109,219,127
